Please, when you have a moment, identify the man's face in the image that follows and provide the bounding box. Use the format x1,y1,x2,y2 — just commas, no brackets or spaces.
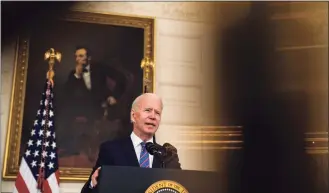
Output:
75,48,88,66
131,96,162,136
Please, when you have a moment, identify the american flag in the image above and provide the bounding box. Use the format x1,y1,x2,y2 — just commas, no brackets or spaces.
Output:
14,80,60,193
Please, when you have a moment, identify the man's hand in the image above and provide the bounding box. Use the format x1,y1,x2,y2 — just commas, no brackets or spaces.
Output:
91,167,101,188
107,96,117,105
74,64,83,78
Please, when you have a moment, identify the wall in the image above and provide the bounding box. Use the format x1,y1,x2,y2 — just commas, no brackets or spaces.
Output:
1,2,251,193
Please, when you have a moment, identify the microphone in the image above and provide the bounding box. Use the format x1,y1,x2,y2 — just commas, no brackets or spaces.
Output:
145,142,166,157
145,142,177,158
145,142,179,168
163,143,178,156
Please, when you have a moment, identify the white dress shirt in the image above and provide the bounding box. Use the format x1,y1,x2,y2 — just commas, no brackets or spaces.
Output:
74,64,92,90
130,131,154,167
90,132,154,188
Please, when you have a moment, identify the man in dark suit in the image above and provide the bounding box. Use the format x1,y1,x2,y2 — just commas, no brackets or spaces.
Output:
80,93,181,193
64,46,126,121
58,46,127,156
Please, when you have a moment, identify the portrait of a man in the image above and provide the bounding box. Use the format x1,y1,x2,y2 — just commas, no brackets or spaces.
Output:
18,14,148,169
2,11,155,180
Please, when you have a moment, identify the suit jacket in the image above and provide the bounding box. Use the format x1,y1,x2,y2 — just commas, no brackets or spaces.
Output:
81,137,182,193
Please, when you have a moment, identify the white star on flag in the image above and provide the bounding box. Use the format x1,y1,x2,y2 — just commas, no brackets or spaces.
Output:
33,150,39,157
31,160,37,168
25,150,31,157
46,131,51,137
48,162,54,169
44,141,49,147
51,142,56,149
42,151,48,158
38,130,44,136
49,110,54,117
36,140,42,146
31,129,36,136
49,152,56,160
27,140,33,147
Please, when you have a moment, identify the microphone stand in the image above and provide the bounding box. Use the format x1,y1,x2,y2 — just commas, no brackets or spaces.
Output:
160,151,177,169
161,160,166,169
152,139,166,169
155,154,166,169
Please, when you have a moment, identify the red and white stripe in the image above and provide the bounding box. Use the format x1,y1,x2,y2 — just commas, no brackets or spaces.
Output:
14,158,60,193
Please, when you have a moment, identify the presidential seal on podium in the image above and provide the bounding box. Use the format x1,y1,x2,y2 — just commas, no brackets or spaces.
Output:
145,180,189,193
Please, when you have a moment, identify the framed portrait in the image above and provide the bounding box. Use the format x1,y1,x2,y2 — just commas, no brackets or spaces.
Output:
2,11,155,181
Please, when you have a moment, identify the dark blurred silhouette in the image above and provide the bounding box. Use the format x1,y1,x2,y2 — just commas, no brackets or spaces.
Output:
2,2,73,44
218,2,314,193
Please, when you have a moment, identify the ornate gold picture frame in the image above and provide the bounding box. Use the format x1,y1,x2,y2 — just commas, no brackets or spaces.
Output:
2,11,155,181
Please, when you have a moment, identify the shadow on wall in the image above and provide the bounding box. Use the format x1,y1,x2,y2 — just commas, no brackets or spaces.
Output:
217,2,313,193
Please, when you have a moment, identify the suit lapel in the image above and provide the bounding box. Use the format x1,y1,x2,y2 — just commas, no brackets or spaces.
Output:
122,137,139,167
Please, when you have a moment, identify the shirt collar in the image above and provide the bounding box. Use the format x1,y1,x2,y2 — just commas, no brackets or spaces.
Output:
130,131,154,148
85,64,90,71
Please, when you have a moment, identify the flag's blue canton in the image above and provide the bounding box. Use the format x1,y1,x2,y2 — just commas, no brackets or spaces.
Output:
23,80,58,181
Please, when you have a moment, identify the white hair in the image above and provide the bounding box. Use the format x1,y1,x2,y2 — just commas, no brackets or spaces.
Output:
131,93,163,112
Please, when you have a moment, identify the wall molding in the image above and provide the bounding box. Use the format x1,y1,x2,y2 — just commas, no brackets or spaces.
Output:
305,132,328,154
163,125,243,150
276,44,328,51
271,9,328,20
71,2,220,23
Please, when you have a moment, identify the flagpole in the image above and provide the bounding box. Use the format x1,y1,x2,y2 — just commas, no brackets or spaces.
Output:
37,48,61,191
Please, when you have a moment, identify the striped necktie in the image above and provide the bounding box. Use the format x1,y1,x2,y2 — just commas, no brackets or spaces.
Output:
139,142,150,168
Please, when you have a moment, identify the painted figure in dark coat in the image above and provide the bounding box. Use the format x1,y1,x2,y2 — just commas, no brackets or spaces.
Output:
58,46,127,156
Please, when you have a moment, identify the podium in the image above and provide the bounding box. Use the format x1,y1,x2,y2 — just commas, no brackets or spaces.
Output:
98,166,222,193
